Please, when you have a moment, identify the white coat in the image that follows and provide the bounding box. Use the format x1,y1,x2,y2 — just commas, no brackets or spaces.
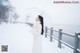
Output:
31,21,42,53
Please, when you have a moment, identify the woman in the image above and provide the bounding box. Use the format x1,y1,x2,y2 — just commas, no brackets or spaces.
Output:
31,15,44,53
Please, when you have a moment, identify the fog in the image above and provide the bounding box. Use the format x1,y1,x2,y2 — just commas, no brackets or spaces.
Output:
9,0,80,25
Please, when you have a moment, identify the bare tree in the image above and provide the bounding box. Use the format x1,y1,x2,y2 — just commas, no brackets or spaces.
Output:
0,0,10,23
7,7,19,23
0,0,18,24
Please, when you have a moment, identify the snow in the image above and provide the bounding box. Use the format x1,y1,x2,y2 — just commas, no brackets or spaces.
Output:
0,23,33,53
0,23,73,53
42,36,73,53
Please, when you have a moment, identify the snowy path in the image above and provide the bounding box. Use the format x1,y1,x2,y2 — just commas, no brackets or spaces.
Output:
42,36,73,53
0,23,73,53
0,23,33,53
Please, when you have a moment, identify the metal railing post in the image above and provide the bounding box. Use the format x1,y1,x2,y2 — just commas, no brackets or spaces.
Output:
74,33,80,53
58,29,62,48
45,26,48,38
50,27,53,42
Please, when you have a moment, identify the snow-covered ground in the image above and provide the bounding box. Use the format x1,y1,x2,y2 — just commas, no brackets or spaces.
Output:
0,23,33,53
42,36,73,53
0,23,73,53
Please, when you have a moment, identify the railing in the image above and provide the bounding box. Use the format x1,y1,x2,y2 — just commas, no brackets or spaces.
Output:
45,26,80,53
1,21,33,27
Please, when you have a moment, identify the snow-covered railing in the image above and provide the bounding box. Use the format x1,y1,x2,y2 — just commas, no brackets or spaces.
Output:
45,26,80,53
1,21,33,27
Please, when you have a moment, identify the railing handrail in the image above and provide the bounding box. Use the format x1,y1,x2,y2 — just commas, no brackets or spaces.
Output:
47,27,75,37
45,26,80,53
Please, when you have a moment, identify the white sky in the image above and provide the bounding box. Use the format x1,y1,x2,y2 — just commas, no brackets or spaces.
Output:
9,0,80,25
